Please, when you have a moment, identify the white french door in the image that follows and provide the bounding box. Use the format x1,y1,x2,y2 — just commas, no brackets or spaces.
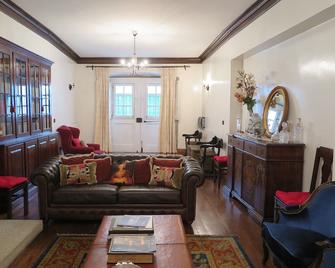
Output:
110,77,161,153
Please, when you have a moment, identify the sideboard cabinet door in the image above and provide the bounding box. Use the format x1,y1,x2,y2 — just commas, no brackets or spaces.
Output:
25,139,38,177
38,137,49,165
6,143,25,176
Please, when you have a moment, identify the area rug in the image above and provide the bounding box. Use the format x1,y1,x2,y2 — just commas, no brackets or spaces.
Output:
34,234,254,268
187,235,254,268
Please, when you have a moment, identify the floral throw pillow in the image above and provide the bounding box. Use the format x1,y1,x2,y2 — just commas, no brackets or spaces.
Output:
149,165,183,189
59,162,97,186
108,161,134,185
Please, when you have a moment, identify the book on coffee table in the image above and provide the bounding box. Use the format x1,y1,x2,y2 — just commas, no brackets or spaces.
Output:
109,216,153,234
107,234,156,264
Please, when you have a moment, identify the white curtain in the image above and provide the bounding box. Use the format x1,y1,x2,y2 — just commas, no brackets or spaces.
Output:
159,68,178,153
94,68,111,152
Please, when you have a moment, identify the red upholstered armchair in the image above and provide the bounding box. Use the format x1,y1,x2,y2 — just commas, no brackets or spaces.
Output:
57,125,104,155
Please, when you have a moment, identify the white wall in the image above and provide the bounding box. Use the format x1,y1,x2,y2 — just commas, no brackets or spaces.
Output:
244,18,335,190
202,0,335,186
74,65,203,148
0,12,76,130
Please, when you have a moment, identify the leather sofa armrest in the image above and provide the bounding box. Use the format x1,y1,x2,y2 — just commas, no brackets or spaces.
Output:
29,156,61,220
181,156,204,223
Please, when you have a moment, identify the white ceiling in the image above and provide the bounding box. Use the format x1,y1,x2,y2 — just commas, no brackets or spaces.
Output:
13,0,256,58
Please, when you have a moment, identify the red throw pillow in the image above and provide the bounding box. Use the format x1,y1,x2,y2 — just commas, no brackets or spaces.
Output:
133,157,151,184
72,137,82,148
152,157,183,168
84,157,112,183
61,153,95,165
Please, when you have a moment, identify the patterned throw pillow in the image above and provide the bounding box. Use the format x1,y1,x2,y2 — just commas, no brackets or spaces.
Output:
149,165,183,189
133,157,151,184
84,157,112,183
59,162,97,186
61,153,95,165
108,161,134,185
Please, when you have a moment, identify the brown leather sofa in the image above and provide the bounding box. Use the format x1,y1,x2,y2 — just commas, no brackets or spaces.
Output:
30,154,204,224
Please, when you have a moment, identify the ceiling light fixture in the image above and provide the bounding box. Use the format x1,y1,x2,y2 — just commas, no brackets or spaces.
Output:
120,31,148,75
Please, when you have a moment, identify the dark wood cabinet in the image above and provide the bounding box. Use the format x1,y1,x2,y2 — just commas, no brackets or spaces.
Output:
227,134,304,223
0,37,59,178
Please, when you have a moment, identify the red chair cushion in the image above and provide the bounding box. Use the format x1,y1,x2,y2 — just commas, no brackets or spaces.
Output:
275,190,310,206
0,176,28,189
213,155,228,165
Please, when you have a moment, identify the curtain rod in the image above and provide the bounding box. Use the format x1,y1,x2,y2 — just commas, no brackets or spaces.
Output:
86,65,190,70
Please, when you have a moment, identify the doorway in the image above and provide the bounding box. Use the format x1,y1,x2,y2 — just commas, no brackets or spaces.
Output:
110,77,161,153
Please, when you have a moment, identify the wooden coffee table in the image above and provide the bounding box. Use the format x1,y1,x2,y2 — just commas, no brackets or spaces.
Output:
83,215,193,268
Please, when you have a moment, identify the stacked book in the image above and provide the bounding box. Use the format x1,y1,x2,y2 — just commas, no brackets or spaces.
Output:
108,215,155,264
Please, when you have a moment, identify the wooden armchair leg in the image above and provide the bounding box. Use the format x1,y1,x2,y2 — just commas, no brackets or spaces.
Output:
262,241,269,265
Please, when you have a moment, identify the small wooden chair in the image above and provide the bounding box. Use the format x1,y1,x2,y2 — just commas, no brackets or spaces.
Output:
182,130,202,156
0,176,29,219
213,155,228,189
274,146,333,222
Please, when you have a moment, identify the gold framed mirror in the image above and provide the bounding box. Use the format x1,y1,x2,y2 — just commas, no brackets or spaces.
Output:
262,86,289,137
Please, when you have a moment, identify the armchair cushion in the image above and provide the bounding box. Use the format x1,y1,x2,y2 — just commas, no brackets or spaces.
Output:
213,155,228,165
275,190,310,206
72,137,82,148
263,222,326,267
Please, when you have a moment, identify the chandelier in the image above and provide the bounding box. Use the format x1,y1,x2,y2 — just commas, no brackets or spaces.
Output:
120,31,148,75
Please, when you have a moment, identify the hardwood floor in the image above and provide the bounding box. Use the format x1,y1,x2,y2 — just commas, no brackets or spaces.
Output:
5,179,275,268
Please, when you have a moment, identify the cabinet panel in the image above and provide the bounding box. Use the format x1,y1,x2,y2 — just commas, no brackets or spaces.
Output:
6,143,25,176
28,60,41,134
25,139,38,177
40,65,51,131
13,53,30,136
0,45,15,140
233,149,243,197
38,137,49,165
48,134,59,157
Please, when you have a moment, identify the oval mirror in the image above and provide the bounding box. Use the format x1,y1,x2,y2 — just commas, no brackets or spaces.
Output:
262,86,289,137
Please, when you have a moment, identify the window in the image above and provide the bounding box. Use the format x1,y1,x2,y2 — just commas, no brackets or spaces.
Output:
146,85,161,119
113,85,134,117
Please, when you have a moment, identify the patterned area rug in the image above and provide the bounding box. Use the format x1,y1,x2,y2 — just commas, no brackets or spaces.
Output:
187,235,254,268
33,234,254,268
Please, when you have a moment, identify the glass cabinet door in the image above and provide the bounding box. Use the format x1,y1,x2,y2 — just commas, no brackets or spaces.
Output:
29,61,41,133
0,48,14,140
14,54,30,136
40,65,51,131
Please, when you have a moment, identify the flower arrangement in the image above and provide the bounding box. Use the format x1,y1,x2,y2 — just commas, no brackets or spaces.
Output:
234,70,257,113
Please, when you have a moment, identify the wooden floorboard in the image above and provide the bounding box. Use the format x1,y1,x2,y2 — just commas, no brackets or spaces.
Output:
4,179,275,268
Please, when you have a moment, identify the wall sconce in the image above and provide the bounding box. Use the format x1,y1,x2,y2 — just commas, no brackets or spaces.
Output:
203,84,210,91
68,83,75,90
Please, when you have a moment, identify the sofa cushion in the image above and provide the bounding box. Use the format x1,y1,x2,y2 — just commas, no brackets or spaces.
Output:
52,184,118,204
263,222,326,268
133,157,151,184
118,185,181,204
84,157,112,183
152,157,183,168
61,153,95,165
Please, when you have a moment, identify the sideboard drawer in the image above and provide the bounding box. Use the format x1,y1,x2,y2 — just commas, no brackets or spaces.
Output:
256,145,267,158
244,141,257,155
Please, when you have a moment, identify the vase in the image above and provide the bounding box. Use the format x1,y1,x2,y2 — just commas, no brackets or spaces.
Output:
246,109,263,137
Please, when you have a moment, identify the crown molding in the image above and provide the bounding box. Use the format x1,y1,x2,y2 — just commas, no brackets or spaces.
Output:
0,0,80,61
77,57,202,64
199,0,281,62
0,0,281,64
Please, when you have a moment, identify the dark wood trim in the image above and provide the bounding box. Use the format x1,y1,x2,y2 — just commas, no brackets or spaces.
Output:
0,36,53,65
77,57,202,64
0,0,281,63
0,0,79,62
199,0,281,61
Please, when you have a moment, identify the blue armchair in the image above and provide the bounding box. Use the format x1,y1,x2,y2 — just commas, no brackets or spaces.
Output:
262,182,335,268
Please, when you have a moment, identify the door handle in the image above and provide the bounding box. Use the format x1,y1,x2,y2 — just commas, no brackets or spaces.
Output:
136,117,143,123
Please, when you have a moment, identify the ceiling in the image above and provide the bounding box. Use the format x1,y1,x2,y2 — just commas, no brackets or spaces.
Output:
12,0,256,58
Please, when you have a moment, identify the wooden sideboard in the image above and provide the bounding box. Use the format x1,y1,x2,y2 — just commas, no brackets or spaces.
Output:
226,134,304,223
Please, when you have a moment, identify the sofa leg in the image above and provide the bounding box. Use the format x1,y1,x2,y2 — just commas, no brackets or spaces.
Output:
262,241,269,265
